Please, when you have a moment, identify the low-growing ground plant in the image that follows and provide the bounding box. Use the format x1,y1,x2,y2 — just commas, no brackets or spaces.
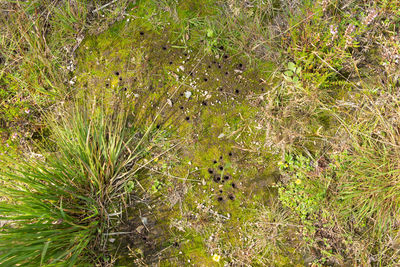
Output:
278,126,400,265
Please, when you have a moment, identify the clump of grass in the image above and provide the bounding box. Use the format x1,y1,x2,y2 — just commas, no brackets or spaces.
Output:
0,100,155,265
335,137,400,233
327,136,400,264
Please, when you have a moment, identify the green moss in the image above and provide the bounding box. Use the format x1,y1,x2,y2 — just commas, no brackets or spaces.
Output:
73,2,303,265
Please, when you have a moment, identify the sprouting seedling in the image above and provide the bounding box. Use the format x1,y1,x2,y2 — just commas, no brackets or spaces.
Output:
205,28,218,53
124,180,135,193
151,179,162,193
207,28,214,38
283,62,301,85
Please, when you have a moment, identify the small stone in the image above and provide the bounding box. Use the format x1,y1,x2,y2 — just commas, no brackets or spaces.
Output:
184,91,192,99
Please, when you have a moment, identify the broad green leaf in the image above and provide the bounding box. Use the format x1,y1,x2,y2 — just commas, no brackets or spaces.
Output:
288,62,296,71
284,70,293,77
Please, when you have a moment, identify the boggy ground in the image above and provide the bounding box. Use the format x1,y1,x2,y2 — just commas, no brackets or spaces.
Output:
2,0,399,266
74,11,302,266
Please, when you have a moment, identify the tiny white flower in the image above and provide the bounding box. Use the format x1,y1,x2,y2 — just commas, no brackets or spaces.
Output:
212,254,220,262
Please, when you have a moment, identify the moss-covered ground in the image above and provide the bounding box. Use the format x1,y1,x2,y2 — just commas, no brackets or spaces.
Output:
74,8,302,265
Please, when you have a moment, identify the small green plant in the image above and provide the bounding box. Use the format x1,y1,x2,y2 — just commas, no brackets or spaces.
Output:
278,153,331,243
283,61,302,86
278,153,322,223
203,23,224,54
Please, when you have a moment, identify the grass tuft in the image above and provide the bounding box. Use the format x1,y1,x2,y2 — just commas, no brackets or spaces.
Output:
0,100,155,265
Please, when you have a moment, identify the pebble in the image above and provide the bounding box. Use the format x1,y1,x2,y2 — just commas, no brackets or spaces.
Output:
184,91,192,99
